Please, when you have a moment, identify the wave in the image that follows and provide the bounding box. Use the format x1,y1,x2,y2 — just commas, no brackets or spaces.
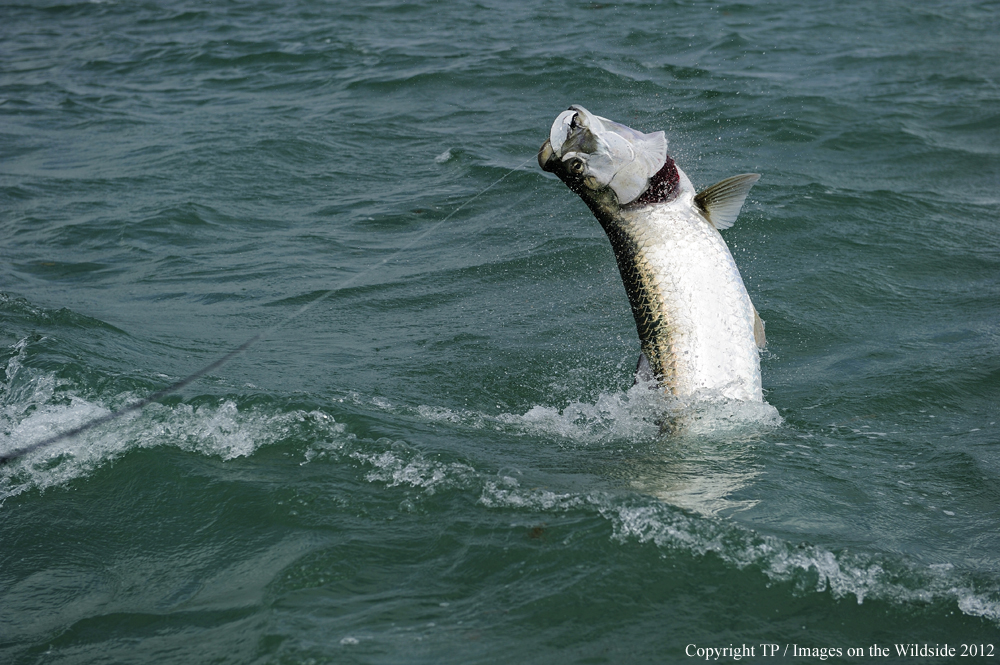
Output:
338,436,1000,626
4,340,997,626
340,392,1000,625
0,339,346,503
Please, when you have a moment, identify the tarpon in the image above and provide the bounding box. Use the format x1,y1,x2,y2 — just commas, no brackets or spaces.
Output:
538,105,765,402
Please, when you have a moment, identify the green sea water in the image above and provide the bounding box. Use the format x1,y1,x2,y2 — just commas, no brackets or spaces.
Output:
2,0,999,662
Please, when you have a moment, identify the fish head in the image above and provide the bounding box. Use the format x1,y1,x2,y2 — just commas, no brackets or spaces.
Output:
538,105,668,208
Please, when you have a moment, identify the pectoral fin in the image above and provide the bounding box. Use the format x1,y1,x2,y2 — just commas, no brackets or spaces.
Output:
634,352,656,387
695,173,760,230
753,306,766,349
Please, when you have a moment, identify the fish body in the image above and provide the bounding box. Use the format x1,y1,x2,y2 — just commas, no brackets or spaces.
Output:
538,106,764,402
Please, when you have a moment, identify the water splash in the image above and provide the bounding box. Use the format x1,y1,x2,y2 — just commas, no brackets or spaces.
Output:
364,381,782,447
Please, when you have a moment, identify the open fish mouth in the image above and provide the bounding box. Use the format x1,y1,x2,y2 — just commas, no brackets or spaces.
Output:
538,105,667,205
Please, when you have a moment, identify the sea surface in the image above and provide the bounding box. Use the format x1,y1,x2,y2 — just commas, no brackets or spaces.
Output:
2,0,999,662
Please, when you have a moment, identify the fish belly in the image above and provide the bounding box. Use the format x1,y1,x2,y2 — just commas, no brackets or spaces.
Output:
623,204,762,401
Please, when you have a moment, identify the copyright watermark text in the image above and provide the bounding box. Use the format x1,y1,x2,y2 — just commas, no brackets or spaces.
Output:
684,643,995,660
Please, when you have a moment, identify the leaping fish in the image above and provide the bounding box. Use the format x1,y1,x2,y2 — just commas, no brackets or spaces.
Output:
538,105,765,402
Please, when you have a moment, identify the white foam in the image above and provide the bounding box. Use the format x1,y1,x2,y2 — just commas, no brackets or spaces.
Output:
472,474,1000,623
478,475,588,512
1,353,347,504
413,383,781,447
350,440,476,495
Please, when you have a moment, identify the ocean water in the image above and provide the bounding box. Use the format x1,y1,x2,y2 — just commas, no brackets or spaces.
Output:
2,0,999,662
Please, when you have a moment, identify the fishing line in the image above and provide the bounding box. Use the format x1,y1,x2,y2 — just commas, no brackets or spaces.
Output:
0,156,535,465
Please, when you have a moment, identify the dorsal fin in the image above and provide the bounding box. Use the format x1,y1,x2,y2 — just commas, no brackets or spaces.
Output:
694,173,760,230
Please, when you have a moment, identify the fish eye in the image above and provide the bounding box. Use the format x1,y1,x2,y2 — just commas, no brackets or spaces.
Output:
568,158,585,174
